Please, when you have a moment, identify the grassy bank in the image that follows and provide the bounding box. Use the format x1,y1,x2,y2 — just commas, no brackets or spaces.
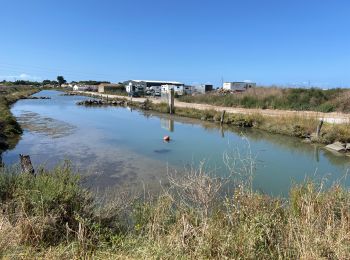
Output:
77,92,350,144
0,86,39,151
1,162,350,259
126,99,350,144
179,87,350,113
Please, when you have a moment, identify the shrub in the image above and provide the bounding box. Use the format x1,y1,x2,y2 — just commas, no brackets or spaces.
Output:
0,163,94,246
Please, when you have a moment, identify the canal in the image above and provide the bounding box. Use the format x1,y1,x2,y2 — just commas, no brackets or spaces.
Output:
3,90,350,196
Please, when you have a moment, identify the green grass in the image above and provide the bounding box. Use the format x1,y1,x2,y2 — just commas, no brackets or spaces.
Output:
179,87,350,113
0,85,39,151
1,162,350,259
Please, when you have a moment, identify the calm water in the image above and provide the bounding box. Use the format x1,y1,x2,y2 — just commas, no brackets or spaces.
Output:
3,90,350,196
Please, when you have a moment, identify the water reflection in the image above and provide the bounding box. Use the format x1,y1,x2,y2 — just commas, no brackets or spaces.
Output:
2,90,350,196
160,118,174,132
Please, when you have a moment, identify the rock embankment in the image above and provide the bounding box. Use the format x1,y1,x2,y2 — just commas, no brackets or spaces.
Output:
76,98,152,110
21,96,51,100
61,92,79,96
325,142,350,153
76,99,127,106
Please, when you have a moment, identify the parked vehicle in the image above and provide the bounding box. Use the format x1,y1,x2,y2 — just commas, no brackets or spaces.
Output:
129,91,140,97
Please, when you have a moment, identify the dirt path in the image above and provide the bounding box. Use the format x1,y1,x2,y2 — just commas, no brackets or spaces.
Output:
78,91,350,124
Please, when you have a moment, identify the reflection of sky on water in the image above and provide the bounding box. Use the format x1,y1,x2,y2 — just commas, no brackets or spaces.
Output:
3,90,350,196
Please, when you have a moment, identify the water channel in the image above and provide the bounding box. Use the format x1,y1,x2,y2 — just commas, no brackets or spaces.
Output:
3,90,350,196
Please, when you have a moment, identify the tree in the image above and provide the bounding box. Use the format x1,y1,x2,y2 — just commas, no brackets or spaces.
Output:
42,80,51,85
57,76,66,87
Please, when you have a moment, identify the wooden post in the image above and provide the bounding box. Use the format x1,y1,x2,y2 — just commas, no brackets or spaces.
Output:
220,110,226,124
168,89,175,114
316,119,324,138
19,154,35,175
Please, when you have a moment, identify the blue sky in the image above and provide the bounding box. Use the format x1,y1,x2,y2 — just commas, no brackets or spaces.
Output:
0,0,349,87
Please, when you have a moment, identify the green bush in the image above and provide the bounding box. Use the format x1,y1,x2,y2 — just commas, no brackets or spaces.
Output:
0,163,94,246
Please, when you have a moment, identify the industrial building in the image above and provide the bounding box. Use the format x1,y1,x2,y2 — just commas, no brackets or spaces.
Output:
222,82,256,91
194,84,213,94
161,84,184,96
125,80,184,94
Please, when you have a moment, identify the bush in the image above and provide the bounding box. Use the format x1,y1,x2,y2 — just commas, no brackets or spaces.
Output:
0,163,94,246
1,161,350,258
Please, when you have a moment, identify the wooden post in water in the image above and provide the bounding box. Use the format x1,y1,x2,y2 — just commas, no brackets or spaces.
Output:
168,89,175,114
316,119,324,138
19,154,35,175
220,110,226,124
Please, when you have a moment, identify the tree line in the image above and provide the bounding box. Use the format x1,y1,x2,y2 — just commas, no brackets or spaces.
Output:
0,76,111,87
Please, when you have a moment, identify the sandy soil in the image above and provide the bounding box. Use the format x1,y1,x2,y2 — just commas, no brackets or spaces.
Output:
78,91,350,124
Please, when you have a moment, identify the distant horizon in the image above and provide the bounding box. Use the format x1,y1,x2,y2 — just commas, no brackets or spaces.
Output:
2,77,348,89
1,0,349,88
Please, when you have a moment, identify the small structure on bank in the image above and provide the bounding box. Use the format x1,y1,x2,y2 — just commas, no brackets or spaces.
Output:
73,85,98,91
98,83,123,93
194,84,213,94
223,82,256,92
325,142,350,153
19,154,35,175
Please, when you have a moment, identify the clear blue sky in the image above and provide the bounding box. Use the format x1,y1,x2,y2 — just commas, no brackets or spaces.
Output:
1,0,349,87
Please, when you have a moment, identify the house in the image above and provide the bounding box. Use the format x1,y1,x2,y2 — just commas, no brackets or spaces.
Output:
223,82,256,92
61,83,72,88
125,80,184,94
183,85,194,95
194,84,213,94
73,85,98,91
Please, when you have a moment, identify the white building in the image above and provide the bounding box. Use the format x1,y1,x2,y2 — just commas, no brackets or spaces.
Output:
73,85,98,91
161,84,184,96
125,80,184,94
194,84,213,94
183,85,194,95
223,82,256,91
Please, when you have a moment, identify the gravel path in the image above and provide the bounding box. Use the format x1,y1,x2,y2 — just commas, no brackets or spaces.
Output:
78,91,350,124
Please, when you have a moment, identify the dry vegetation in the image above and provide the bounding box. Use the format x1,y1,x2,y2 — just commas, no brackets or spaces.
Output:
179,87,350,113
146,101,350,144
1,157,350,259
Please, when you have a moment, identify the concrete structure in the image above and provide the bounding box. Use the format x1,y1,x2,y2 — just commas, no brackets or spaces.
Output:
223,82,256,91
194,84,213,94
98,83,121,93
183,85,194,95
61,83,72,88
125,80,184,94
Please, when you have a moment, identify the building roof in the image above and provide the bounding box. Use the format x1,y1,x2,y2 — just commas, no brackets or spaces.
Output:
224,82,254,84
130,80,183,84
